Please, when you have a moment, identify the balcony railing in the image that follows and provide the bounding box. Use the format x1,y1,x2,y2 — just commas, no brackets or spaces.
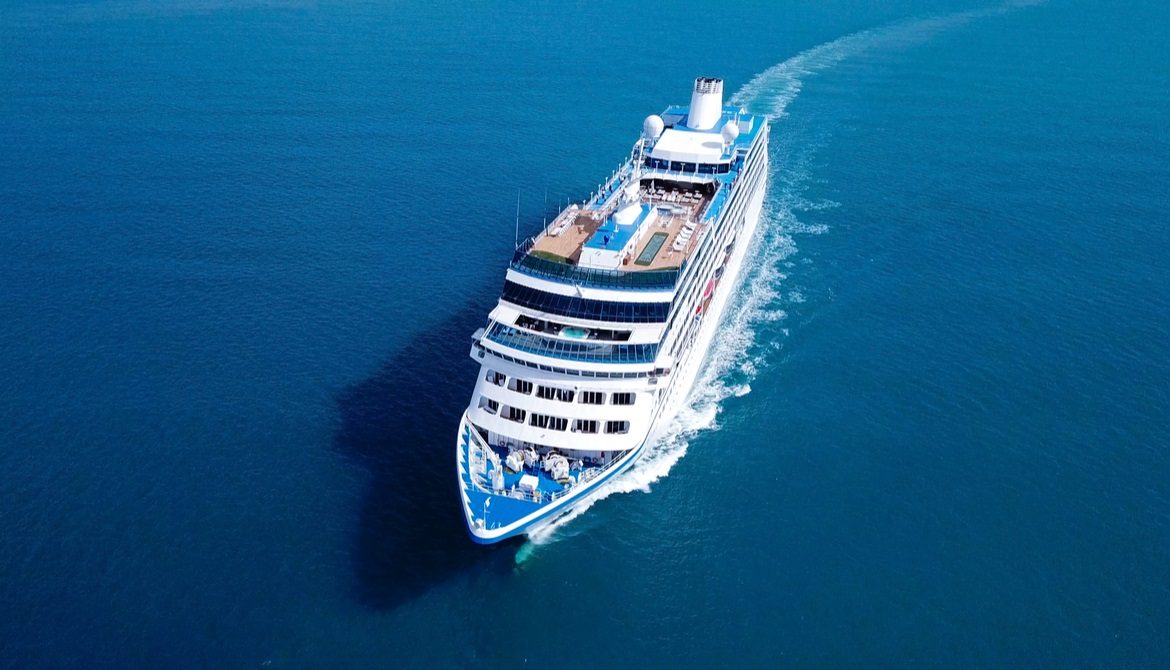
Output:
485,323,658,364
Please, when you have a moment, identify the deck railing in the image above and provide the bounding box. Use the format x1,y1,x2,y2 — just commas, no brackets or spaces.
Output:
485,323,659,364
466,425,634,504
510,238,681,290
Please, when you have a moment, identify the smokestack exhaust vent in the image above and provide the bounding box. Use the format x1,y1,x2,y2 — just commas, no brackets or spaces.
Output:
686,77,723,131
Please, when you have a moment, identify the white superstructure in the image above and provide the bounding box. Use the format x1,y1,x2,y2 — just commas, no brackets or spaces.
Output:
456,77,769,543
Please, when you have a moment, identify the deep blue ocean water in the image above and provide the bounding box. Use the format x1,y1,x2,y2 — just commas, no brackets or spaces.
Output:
2,0,1168,667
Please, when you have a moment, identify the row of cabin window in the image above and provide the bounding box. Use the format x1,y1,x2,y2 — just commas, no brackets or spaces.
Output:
643,157,732,175
501,280,670,323
485,370,635,406
661,150,765,359
483,400,630,435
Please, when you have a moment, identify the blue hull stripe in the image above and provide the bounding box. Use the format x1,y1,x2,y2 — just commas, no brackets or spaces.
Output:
457,419,645,544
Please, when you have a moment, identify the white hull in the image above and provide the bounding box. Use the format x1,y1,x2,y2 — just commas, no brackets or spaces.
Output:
457,171,767,543
644,166,767,442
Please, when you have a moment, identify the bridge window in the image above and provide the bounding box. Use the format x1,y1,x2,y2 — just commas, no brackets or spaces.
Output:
508,378,533,394
501,281,670,324
530,413,568,431
605,420,630,435
611,392,635,406
487,324,658,364
536,385,576,403
580,391,605,405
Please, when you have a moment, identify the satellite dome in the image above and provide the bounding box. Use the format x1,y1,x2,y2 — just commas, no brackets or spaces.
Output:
643,114,665,139
720,122,740,144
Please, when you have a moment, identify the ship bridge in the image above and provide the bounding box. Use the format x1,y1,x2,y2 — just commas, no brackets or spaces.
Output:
477,77,767,374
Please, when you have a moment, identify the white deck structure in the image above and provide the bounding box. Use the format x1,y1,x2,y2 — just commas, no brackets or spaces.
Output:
456,77,771,543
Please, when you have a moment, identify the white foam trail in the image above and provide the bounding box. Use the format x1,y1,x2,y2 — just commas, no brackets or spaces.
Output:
526,179,808,549
730,1,1046,120
521,1,1045,552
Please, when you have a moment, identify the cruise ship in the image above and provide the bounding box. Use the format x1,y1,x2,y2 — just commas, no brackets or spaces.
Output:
457,77,769,543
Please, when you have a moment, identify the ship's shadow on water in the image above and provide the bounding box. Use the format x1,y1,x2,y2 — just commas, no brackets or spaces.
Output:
333,301,523,611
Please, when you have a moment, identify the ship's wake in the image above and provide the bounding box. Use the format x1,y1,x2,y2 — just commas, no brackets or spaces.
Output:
728,0,1046,118
524,188,806,551
520,0,1044,556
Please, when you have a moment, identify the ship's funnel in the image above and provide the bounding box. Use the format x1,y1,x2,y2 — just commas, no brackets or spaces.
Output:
686,77,723,131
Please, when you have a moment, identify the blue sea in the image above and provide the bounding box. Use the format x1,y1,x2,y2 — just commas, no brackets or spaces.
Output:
2,0,1168,666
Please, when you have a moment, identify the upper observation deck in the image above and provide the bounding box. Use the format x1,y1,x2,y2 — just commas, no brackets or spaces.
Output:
511,104,765,293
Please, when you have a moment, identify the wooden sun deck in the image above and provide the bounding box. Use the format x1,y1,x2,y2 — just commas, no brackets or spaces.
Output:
530,186,712,271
